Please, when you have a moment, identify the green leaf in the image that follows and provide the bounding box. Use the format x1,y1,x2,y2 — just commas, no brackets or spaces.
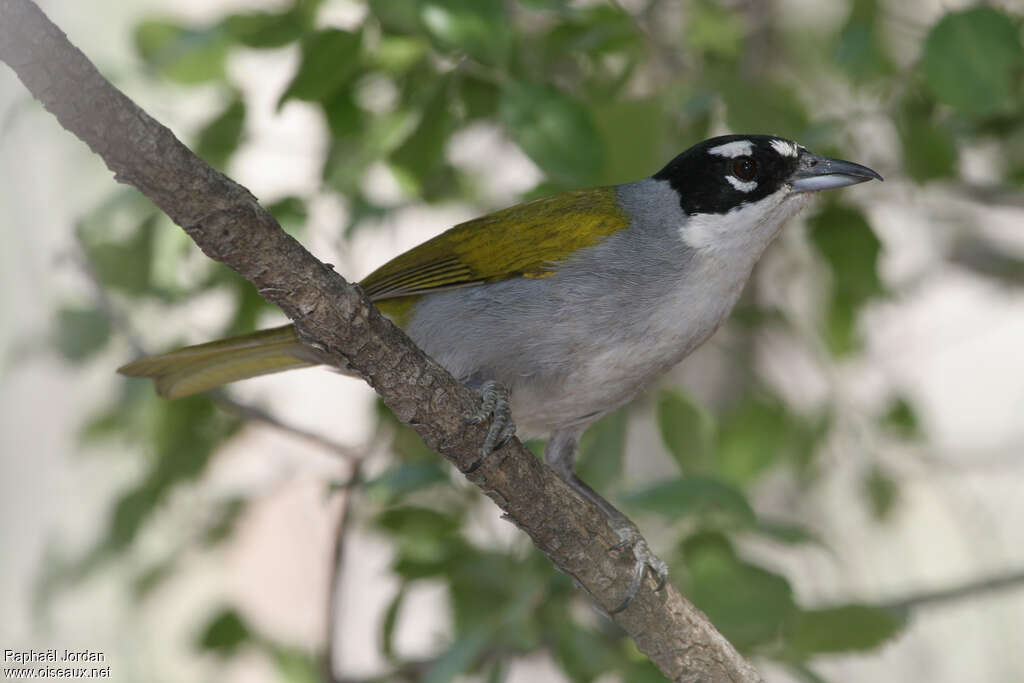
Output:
524,439,546,460
899,115,957,182
518,0,570,8
594,97,665,184
370,0,422,34
424,631,489,683
390,82,454,194
500,82,605,186
133,20,227,84
577,407,628,492
717,398,823,484
322,87,364,140
550,624,619,682
220,10,305,48
201,497,247,546
782,604,907,657
623,476,755,525
101,396,239,555
809,203,884,355
683,532,797,649
134,20,180,62
686,0,743,60
374,35,430,73
822,296,857,357
380,587,406,660
921,7,1024,116
105,481,160,557
54,307,111,362
459,75,500,120
447,548,526,628
279,29,362,106
132,557,178,599
753,520,821,546
266,196,308,235
196,608,252,656
834,0,891,82
620,658,673,683
196,97,245,170
418,0,511,65
374,506,461,539
363,461,448,502
882,396,919,437
376,398,440,461
541,5,636,63
863,465,899,521
656,390,714,473
270,647,320,683
80,213,159,297
718,75,810,141
322,108,418,195
80,381,147,443
486,660,509,683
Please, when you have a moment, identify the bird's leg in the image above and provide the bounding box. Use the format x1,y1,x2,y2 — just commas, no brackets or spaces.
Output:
545,430,669,613
463,379,516,471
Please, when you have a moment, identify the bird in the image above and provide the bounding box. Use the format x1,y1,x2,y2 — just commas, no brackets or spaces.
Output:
119,134,882,611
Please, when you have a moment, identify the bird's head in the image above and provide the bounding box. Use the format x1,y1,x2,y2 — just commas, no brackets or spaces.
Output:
653,134,882,256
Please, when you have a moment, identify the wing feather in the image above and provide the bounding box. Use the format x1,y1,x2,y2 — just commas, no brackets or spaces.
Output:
361,187,627,300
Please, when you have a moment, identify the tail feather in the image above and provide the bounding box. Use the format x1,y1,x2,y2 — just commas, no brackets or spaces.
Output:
118,325,334,399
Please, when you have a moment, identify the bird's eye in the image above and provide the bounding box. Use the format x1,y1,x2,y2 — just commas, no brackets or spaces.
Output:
732,157,757,181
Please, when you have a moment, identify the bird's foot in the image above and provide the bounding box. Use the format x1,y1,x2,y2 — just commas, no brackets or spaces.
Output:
463,380,516,472
608,521,669,614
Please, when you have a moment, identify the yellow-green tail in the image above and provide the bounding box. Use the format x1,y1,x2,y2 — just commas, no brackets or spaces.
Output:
118,325,336,399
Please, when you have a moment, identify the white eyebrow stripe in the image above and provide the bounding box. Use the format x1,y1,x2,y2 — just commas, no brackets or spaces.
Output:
770,139,799,157
708,140,753,158
725,175,757,192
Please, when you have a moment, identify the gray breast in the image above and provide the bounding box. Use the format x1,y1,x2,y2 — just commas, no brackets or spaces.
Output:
403,179,743,436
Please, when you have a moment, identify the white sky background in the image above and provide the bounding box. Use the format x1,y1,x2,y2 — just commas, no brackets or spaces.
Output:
1,1,1023,682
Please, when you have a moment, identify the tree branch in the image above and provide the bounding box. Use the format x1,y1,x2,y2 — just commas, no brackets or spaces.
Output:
0,2,762,680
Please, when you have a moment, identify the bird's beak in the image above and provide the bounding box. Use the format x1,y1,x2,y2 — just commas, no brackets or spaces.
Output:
790,150,883,193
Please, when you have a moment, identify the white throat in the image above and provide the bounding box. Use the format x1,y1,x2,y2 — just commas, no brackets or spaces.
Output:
679,189,808,264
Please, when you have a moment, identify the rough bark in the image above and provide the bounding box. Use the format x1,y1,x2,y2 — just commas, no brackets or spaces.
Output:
0,2,762,681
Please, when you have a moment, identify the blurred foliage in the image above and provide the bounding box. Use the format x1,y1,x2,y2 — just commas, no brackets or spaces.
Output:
809,202,885,355
34,0,1024,681
195,607,321,681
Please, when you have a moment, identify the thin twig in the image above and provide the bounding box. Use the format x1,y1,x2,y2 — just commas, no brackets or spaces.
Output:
323,457,365,683
953,182,1024,210
880,569,1024,612
211,392,368,461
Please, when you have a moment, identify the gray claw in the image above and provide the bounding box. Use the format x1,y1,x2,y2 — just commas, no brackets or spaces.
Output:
469,380,515,456
609,526,669,614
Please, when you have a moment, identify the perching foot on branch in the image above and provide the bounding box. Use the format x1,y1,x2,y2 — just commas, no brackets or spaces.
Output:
464,379,516,471
609,520,670,613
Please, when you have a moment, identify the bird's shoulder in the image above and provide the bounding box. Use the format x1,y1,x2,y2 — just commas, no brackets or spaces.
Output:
360,186,628,301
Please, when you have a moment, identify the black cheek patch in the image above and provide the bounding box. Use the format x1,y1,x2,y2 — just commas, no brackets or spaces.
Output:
653,134,800,215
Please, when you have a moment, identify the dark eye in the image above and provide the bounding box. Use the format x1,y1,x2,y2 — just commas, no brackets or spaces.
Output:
732,157,757,181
